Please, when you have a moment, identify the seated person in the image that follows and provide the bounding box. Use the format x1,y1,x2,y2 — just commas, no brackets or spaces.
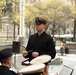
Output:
0,48,19,75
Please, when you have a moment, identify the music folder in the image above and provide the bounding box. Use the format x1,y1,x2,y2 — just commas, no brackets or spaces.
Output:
59,65,73,75
21,58,30,66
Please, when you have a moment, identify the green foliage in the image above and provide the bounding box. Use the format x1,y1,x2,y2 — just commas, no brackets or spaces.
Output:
0,0,75,36
25,0,72,35
70,4,76,18
0,0,20,24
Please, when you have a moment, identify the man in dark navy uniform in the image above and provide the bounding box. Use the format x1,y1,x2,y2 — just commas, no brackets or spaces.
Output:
0,48,19,75
22,17,56,75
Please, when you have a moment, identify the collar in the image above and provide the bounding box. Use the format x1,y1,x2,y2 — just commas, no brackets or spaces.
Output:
0,65,9,69
37,31,46,36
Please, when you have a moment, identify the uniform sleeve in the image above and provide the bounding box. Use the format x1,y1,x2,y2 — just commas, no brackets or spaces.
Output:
47,37,56,59
23,36,32,58
26,36,32,51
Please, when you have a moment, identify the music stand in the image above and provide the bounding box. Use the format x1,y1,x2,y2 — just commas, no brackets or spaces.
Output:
59,65,73,75
12,41,20,68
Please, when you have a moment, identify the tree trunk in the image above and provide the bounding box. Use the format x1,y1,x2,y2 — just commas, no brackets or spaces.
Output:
63,24,66,34
29,22,31,37
34,24,35,34
73,1,76,42
73,19,76,42
57,26,61,40
52,21,55,36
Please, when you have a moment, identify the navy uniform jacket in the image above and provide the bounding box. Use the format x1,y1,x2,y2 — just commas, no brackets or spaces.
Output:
25,32,56,61
0,66,19,75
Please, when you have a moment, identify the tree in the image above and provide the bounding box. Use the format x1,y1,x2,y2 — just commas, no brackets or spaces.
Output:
24,0,72,37
69,0,76,41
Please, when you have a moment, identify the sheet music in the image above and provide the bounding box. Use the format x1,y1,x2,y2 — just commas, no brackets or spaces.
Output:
59,66,73,75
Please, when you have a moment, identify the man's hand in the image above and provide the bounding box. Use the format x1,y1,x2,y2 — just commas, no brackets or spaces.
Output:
22,51,28,57
32,52,39,57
